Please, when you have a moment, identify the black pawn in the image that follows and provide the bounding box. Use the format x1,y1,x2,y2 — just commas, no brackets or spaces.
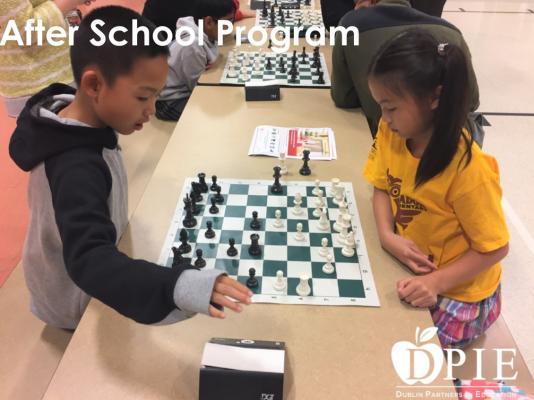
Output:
289,69,298,83
246,267,259,288
279,57,286,73
227,238,238,257
250,211,261,230
209,197,219,214
266,57,272,70
171,246,183,267
210,175,218,191
205,221,215,239
286,10,290,18
198,172,209,193
271,166,283,194
248,233,262,256
269,12,275,27
291,50,297,63
214,185,224,203
317,71,325,85
178,228,191,254
194,248,206,268
299,149,311,176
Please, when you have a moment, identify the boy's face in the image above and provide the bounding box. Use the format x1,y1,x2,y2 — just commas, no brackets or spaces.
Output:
204,12,235,41
94,56,168,135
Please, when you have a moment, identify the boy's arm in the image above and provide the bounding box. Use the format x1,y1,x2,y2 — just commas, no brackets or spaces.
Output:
179,45,213,92
45,150,230,324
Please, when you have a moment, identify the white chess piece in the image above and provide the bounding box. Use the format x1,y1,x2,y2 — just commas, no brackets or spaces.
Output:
273,270,286,291
333,185,345,206
322,254,335,274
313,189,325,217
331,178,340,197
296,274,311,296
279,152,288,175
272,209,284,228
292,192,304,215
333,201,348,232
342,231,356,257
318,237,330,257
227,69,238,78
318,208,329,231
294,222,306,241
312,179,321,196
338,214,352,245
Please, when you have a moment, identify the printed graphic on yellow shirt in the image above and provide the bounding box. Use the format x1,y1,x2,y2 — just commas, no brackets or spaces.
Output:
386,169,427,230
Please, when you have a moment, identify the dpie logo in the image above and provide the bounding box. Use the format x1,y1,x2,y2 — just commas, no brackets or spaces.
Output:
391,327,444,385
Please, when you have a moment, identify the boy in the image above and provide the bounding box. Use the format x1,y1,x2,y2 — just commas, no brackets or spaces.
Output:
9,6,252,330
155,0,235,121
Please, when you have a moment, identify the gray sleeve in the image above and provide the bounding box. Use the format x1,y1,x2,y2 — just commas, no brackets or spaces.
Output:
173,268,226,314
180,44,209,92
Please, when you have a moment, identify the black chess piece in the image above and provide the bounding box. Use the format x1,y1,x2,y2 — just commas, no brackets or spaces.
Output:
194,248,206,268
182,194,197,228
171,246,184,267
291,50,297,62
297,17,301,26
190,194,198,215
227,238,238,257
286,9,290,18
246,267,259,288
299,149,311,176
304,0,310,5
317,71,325,84
214,185,224,203
274,0,278,7
191,182,203,202
268,39,272,49
205,220,216,239
248,233,262,256
198,172,209,193
279,57,286,73
250,211,261,230
262,0,268,17
289,69,298,83
278,5,283,16
266,57,272,70
178,228,191,254
280,12,285,25
210,175,218,191
209,197,219,214
269,12,275,27
271,166,283,194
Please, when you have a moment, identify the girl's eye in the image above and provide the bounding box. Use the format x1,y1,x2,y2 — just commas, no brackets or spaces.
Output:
137,97,148,102
386,108,396,112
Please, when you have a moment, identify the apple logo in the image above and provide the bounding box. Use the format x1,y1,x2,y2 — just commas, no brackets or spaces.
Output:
391,327,444,385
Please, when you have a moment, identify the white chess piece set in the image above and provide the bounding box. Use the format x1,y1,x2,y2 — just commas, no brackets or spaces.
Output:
225,50,268,81
268,178,358,296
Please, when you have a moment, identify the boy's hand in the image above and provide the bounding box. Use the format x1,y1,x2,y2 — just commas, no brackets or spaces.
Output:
397,274,440,308
208,276,253,319
383,233,437,274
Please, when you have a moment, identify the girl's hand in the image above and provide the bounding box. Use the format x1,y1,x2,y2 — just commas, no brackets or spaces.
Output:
208,276,253,318
397,274,440,308
383,233,437,274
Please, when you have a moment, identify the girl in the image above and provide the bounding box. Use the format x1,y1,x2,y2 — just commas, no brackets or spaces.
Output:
363,29,509,348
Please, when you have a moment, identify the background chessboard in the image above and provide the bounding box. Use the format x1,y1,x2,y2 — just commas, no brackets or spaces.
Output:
220,50,331,87
249,0,315,10
158,178,380,307
255,8,324,29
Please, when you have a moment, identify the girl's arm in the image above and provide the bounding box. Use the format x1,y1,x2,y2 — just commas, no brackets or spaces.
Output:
398,244,509,307
373,187,436,273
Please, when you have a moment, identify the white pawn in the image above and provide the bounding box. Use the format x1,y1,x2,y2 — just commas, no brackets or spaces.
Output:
342,231,356,257
278,152,288,175
294,222,306,241
318,208,329,231
312,179,321,196
273,209,284,228
330,178,340,197
333,186,345,206
338,214,352,245
322,254,335,274
292,192,304,215
313,189,325,217
273,270,286,291
318,237,330,257
296,274,311,297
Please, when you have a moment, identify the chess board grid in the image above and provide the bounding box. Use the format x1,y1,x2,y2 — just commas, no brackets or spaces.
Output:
249,0,316,9
220,50,331,87
158,178,379,307
255,8,324,29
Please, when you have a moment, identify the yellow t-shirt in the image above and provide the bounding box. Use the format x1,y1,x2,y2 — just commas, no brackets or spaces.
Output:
363,120,509,303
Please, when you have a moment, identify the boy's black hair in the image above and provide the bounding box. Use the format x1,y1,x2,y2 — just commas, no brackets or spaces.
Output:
192,0,236,23
369,28,472,188
70,6,170,86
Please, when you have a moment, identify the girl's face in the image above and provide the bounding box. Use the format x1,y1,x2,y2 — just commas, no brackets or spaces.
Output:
368,77,438,140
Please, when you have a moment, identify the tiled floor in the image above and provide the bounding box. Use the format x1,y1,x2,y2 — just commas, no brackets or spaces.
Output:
444,0,534,379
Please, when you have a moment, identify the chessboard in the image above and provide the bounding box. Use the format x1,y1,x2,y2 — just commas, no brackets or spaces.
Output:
220,48,331,87
255,7,324,30
249,0,315,10
157,176,380,307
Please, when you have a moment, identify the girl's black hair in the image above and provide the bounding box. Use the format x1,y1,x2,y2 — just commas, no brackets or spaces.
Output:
368,28,473,188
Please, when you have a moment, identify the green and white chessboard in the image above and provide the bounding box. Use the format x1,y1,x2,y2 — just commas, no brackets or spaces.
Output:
220,50,331,87
255,8,323,29
158,178,380,307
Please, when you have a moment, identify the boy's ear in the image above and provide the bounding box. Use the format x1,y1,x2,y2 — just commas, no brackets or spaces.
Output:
79,68,104,100
430,85,442,110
